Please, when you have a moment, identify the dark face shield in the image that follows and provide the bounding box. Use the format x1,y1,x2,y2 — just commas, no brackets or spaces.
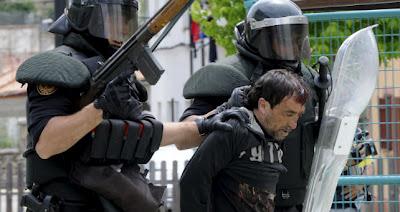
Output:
247,16,311,61
66,0,138,42
89,3,138,43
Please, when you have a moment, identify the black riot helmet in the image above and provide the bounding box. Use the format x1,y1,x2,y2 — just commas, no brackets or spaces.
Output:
62,0,138,42
244,0,311,61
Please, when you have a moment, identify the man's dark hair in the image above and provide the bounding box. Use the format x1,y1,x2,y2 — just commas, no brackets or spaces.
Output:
247,69,310,109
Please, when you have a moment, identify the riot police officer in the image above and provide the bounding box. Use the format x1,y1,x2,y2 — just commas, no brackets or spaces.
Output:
16,0,241,210
16,0,165,211
181,0,321,211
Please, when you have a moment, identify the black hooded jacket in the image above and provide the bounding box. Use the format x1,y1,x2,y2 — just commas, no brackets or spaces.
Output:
180,108,286,212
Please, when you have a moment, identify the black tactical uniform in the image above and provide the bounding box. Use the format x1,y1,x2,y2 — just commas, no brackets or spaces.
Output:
181,108,286,212
21,35,116,212
16,1,164,211
182,1,321,211
25,70,102,211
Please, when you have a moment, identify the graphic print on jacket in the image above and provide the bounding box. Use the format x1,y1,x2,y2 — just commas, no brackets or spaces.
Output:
236,138,283,212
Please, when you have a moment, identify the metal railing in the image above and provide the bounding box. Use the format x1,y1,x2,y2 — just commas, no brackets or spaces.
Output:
0,153,184,212
307,9,400,212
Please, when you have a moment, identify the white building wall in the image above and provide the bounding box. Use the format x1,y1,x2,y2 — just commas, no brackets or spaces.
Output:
151,45,191,121
145,0,226,122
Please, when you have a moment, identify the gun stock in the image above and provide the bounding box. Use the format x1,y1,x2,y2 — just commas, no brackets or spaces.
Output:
80,0,194,107
148,0,192,34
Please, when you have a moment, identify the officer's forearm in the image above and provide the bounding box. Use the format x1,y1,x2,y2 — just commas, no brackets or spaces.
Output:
35,103,103,159
182,111,216,121
160,121,203,150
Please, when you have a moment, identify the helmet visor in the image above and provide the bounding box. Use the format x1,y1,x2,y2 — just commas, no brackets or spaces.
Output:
88,2,138,42
248,16,311,61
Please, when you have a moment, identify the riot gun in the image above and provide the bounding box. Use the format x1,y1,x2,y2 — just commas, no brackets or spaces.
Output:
80,0,195,106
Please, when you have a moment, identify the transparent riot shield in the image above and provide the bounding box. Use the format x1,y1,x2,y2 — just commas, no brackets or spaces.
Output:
303,25,379,212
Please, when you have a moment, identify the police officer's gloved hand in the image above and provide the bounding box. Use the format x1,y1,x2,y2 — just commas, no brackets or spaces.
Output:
94,71,145,120
127,73,148,102
195,108,250,136
215,85,251,113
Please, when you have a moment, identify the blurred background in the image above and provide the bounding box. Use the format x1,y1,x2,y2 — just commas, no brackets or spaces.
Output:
0,0,399,211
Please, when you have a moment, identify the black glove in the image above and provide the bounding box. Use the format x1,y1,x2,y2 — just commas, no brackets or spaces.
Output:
127,74,148,102
94,71,145,120
195,108,250,135
215,85,251,113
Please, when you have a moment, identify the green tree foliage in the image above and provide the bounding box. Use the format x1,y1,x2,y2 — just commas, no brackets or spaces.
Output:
191,1,400,62
0,1,35,13
309,18,400,63
191,0,246,55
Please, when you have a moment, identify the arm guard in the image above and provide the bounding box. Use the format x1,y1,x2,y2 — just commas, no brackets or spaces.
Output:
81,117,163,165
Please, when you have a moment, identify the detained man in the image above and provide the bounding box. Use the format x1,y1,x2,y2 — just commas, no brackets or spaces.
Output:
180,69,310,212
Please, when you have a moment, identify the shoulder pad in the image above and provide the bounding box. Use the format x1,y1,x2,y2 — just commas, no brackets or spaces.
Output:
219,54,255,79
183,62,250,99
16,47,90,88
183,54,253,99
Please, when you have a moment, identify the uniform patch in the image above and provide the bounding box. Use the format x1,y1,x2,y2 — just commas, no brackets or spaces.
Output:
36,84,57,95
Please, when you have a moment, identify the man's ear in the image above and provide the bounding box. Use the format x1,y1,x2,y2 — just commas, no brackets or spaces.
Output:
258,98,271,113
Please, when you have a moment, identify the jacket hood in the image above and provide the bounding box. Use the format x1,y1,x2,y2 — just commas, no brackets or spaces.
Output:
242,107,265,138
242,107,279,145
